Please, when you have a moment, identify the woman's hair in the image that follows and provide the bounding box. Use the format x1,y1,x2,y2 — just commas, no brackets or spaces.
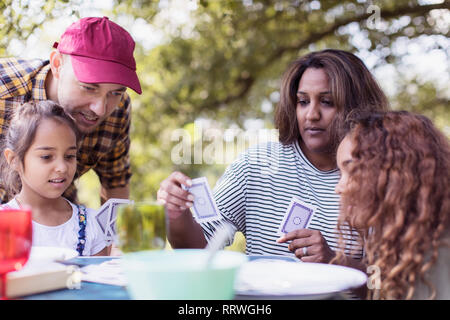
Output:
274,49,389,151
335,110,450,299
0,100,81,198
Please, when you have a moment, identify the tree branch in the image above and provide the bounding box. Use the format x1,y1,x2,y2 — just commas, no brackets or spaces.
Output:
269,2,450,64
201,2,450,111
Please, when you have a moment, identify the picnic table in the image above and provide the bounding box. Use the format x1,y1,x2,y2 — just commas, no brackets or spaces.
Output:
20,256,351,300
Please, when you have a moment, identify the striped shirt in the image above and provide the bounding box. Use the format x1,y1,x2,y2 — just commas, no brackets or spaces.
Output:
201,141,362,259
0,58,132,203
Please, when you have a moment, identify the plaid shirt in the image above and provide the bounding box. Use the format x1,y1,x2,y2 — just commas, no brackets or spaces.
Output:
0,57,132,203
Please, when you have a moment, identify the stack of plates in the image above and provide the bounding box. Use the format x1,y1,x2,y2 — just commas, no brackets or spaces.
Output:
234,256,367,299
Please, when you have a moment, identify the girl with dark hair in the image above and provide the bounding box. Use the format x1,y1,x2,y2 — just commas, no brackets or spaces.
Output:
335,111,450,299
158,49,388,268
0,100,107,256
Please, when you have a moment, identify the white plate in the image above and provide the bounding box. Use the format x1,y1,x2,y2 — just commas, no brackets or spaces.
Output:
235,259,367,297
29,246,78,262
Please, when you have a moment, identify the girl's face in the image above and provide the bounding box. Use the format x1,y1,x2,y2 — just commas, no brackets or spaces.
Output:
335,135,364,228
296,67,338,158
18,119,77,200
335,135,355,196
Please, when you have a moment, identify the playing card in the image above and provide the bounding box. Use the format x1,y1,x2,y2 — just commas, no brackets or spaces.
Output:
185,177,221,222
107,201,132,238
277,197,315,235
94,201,110,235
93,198,133,245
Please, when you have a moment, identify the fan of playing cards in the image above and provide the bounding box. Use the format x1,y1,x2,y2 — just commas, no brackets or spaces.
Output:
92,198,133,245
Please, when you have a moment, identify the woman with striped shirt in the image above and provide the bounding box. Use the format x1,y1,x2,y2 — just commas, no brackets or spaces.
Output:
158,49,388,269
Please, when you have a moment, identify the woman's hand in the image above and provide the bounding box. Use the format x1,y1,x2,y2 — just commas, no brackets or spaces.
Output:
157,171,208,248
277,229,336,263
157,171,194,219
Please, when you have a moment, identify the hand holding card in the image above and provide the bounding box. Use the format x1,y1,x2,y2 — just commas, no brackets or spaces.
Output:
277,198,336,263
183,177,221,222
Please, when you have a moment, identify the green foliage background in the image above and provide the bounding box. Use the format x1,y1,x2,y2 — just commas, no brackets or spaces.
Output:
2,0,449,252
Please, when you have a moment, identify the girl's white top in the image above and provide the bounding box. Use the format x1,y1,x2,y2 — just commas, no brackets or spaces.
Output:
4,198,106,256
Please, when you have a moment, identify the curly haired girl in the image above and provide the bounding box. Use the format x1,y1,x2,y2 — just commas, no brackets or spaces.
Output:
335,111,450,299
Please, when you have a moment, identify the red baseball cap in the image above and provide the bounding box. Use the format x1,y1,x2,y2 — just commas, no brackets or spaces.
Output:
53,16,142,94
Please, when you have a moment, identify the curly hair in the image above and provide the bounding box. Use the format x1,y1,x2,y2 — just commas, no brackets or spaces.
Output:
335,111,450,299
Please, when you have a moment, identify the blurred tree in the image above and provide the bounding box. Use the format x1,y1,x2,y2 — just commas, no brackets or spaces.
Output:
0,0,83,55
113,0,449,200
1,0,449,202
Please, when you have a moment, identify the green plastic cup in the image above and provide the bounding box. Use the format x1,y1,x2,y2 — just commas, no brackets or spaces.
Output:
116,202,166,253
121,249,248,300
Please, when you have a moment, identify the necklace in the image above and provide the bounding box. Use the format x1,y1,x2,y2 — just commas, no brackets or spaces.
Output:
295,142,314,205
298,159,314,205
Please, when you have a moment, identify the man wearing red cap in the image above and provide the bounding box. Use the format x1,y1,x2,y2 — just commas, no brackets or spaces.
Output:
0,16,142,204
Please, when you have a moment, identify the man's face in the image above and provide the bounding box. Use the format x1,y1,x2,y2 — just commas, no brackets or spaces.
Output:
56,56,127,134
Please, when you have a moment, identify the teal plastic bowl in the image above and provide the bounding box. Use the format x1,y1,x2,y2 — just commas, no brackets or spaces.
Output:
121,249,248,300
